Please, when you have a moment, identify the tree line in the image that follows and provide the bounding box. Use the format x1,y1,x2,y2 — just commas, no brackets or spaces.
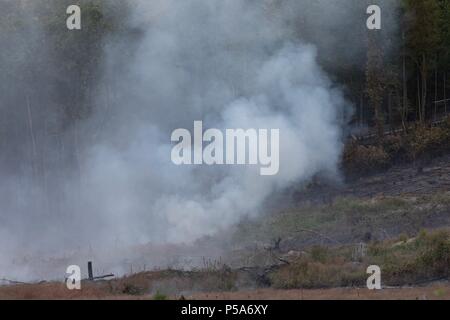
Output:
364,0,450,139
0,0,449,183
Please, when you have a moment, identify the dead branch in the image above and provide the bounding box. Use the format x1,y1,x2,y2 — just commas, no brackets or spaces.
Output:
0,278,28,285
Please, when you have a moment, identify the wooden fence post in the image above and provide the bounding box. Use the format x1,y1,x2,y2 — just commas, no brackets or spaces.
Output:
88,261,94,281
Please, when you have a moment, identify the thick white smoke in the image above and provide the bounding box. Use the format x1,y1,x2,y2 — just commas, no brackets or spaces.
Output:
2,0,393,280
80,0,348,245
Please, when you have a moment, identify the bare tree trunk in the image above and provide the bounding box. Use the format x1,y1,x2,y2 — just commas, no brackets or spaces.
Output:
421,54,427,122
402,47,408,131
445,72,448,115
417,72,422,122
435,67,438,121
73,120,82,207
388,91,392,131
26,94,37,178
360,93,364,128
366,32,384,141
40,131,50,216
395,87,405,132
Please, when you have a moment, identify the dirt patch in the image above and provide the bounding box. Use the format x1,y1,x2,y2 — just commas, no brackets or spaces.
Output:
2,279,449,300
187,282,450,300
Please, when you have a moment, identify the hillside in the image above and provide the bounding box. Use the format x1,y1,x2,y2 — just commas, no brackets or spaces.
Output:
2,144,450,299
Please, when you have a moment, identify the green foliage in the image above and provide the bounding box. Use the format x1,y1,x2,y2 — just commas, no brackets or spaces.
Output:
437,0,450,68
269,258,366,289
270,229,450,289
153,291,168,300
403,0,441,57
310,246,330,263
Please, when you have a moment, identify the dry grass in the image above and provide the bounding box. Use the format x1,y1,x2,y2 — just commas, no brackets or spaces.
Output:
2,279,449,300
268,229,450,289
187,282,450,300
0,281,120,300
0,268,242,300
231,192,450,249
343,118,450,176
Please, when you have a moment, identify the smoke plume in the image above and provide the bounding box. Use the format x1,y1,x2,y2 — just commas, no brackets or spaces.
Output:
0,0,399,280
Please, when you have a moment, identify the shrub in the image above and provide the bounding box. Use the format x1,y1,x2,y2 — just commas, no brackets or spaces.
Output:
343,119,450,176
121,283,144,296
416,230,450,277
269,258,366,289
405,125,450,160
310,246,330,263
343,143,390,175
269,229,450,288
153,291,168,300
381,134,407,162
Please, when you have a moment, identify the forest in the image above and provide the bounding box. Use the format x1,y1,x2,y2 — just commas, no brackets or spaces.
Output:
1,0,450,167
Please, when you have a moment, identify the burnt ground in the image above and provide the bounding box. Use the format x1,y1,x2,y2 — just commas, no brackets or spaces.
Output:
187,282,450,300
0,269,449,300
298,153,450,201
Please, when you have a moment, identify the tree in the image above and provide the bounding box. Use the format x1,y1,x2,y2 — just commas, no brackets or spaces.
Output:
403,0,441,122
437,0,450,114
366,31,385,140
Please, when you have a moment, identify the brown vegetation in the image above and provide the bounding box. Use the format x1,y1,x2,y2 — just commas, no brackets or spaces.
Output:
343,118,450,176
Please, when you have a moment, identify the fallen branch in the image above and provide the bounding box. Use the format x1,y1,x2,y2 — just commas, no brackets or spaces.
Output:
0,278,28,285
277,257,290,265
92,274,115,280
